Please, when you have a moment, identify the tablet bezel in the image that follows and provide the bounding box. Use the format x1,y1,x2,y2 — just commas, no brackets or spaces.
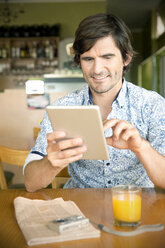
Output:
46,105,109,160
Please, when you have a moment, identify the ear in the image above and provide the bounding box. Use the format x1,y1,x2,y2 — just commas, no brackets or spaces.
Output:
124,54,132,66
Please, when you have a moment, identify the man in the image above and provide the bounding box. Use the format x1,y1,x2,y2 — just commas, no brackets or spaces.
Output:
24,13,165,192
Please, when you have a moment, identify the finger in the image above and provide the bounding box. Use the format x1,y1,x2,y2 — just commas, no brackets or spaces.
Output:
112,121,132,140
47,137,83,152
48,153,84,168
103,119,120,131
56,145,87,159
55,137,83,151
121,127,136,141
63,154,84,164
105,137,113,146
56,154,84,168
47,131,66,143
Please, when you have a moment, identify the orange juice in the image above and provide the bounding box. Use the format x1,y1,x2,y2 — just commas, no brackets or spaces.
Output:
112,185,141,226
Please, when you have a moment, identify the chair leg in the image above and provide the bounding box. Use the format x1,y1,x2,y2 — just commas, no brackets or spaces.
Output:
5,171,14,186
51,179,56,189
0,160,8,189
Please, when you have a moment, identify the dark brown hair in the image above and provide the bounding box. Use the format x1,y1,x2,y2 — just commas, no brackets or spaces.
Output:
73,13,135,75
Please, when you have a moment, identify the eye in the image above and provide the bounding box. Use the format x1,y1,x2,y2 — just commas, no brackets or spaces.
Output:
102,54,114,60
81,57,93,62
104,55,112,60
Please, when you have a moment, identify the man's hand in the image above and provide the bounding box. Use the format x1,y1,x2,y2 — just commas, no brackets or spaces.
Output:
46,131,87,170
103,119,144,153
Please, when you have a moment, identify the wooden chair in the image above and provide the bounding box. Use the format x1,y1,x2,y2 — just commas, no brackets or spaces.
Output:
4,170,14,186
52,167,70,189
0,145,30,189
0,143,70,190
33,127,41,141
33,127,70,189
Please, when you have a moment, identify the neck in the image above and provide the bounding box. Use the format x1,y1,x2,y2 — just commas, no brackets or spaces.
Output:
91,82,122,120
92,94,113,121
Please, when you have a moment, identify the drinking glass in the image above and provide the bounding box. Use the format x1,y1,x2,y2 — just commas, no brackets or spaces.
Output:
112,184,141,227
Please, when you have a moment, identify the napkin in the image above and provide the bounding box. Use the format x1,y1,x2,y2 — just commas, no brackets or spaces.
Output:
14,197,100,246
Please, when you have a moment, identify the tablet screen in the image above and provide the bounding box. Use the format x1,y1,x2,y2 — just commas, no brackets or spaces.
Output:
46,105,109,160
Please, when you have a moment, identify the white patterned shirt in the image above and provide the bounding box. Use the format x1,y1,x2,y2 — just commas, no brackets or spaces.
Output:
24,79,165,188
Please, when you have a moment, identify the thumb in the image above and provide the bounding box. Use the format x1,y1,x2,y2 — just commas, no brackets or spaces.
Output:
106,137,113,146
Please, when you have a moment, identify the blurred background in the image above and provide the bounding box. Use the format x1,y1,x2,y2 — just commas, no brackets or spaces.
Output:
0,0,164,89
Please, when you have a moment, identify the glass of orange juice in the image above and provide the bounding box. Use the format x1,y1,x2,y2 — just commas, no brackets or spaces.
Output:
112,185,141,227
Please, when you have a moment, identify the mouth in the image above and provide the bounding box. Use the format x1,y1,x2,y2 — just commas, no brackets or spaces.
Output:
92,74,109,81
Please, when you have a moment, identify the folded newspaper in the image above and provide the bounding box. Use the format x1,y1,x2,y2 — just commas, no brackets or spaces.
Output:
14,197,100,246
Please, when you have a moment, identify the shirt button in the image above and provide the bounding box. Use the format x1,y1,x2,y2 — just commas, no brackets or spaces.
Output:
106,162,110,166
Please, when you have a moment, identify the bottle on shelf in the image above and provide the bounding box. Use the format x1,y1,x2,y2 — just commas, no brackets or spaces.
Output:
49,41,54,59
0,30,59,76
15,46,20,58
45,40,50,59
53,40,58,58
1,44,8,58
30,41,37,59
41,24,50,37
37,42,45,58
24,42,30,58
33,25,41,37
11,46,16,58
20,45,25,58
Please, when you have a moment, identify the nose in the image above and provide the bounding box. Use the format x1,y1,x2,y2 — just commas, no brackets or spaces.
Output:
92,59,103,75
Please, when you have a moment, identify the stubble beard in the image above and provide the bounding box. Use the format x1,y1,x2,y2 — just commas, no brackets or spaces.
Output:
89,72,121,95
90,83,114,94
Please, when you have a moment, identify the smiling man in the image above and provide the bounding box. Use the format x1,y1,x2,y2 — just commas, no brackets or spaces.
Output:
80,36,129,94
79,35,132,120
24,13,165,192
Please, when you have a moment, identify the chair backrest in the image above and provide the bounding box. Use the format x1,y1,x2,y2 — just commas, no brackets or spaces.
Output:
52,168,70,188
0,144,70,190
33,127,41,141
0,146,30,189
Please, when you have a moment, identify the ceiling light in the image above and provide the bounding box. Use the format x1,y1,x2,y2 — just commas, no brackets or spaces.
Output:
0,0,25,24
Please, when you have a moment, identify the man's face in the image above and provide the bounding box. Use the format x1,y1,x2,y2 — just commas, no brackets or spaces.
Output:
80,36,130,95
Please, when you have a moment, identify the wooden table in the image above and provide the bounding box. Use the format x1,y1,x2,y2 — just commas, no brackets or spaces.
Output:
0,188,165,248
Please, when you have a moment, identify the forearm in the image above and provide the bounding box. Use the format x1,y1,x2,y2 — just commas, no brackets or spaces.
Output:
134,139,165,189
24,156,62,192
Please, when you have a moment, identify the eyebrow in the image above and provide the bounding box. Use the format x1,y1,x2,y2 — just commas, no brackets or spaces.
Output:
102,53,115,57
81,53,115,60
80,56,91,60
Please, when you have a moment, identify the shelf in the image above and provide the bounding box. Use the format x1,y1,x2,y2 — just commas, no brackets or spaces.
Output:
0,36,59,75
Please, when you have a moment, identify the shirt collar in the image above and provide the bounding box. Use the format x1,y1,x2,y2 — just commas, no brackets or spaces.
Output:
114,78,127,108
85,78,127,107
88,88,93,104
81,85,92,105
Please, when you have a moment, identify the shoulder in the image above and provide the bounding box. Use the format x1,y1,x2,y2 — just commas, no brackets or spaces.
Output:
52,85,89,106
124,81,165,127
125,81,165,105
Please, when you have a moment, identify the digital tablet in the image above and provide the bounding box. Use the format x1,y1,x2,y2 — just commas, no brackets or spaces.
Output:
46,105,109,160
